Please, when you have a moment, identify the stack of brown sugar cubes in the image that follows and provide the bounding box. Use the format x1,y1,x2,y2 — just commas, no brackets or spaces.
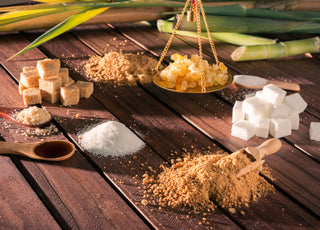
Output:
19,58,93,106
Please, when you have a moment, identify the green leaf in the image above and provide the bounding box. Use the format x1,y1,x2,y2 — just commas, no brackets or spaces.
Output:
9,6,109,60
36,0,102,3
0,5,86,26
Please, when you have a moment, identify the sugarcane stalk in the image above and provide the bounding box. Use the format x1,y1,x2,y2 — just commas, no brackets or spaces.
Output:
246,8,320,22
202,4,320,22
169,0,320,11
0,6,172,32
157,19,276,46
231,36,320,61
177,14,320,33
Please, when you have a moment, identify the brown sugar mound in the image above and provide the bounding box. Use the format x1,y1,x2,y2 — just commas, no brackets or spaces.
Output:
142,149,274,212
85,52,158,87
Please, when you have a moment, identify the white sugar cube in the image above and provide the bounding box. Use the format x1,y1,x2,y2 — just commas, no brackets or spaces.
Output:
256,119,270,138
290,113,299,130
243,96,271,120
270,118,292,138
231,120,255,141
283,93,307,114
232,101,245,123
270,103,291,118
245,92,256,100
246,114,259,123
261,84,286,106
310,122,320,141
255,90,263,98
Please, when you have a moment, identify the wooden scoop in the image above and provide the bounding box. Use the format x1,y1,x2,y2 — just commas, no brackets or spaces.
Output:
237,138,281,178
0,140,75,161
0,106,52,128
233,75,300,91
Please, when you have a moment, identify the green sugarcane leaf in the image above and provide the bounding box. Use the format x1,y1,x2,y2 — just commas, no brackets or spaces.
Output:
0,0,178,13
36,0,105,3
0,2,79,13
9,6,108,60
0,5,86,26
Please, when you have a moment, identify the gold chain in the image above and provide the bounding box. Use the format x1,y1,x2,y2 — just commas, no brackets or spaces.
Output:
198,0,220,65
195,0,206,93
155,0,222,93
155,0,190,73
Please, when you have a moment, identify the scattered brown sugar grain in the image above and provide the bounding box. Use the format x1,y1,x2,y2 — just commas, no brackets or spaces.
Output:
84,52,159,87
142,149,274,212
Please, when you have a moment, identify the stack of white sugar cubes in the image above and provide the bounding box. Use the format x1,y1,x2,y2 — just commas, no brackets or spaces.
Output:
231,84,309,141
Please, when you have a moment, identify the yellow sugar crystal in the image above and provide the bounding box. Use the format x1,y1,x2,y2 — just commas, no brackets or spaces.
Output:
59,68,69,86
20,71,40,88
60,85,80,106
75,81,94,98
23,88,42,106
37,58,60,79
39,77,62,103
23,66,37,73
19,81,28,95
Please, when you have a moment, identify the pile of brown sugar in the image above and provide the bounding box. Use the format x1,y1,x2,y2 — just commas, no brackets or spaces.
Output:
85,52,159,87
142,149,274,213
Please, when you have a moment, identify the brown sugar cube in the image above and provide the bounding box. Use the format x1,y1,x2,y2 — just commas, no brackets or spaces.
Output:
23,88,42,106
37,58,60,79
39,77,62,103
60,85,80,106
75,81,94,98
64,77,75,86
19,81,28,95
20,71,40,88
59,68,69,86
23,66,37,73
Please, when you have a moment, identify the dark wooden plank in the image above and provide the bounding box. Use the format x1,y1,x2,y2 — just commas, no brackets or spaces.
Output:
1,32,240,229
70,23,320,218
0,137,61,230
0,62,149,229
21,29,241,230
20,26,320,228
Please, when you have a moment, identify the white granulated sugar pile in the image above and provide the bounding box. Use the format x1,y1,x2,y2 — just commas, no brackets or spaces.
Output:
78,121,145,157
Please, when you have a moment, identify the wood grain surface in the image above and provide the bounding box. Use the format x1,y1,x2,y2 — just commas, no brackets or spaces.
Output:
0,20,319,229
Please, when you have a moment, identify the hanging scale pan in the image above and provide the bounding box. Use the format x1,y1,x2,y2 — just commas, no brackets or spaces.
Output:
153,0,233,93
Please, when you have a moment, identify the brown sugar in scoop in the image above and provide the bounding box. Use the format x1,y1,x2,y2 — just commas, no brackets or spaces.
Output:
142,139,280,212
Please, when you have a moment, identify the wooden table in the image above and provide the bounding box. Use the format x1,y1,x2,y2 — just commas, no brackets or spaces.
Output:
0,21,319,229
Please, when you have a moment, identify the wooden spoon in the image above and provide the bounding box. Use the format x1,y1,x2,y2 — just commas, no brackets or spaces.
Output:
0,140,75,161
237,138,281,178
233,75,300,91
0,106,52,128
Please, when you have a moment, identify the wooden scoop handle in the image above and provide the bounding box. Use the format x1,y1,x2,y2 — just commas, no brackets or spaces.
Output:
237,139,281,178
255,138,282,159
267,80,300,91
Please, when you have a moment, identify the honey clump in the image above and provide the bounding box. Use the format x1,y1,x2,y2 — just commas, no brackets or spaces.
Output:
85,52,158,87
159,54,228,91
143,149,274,212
